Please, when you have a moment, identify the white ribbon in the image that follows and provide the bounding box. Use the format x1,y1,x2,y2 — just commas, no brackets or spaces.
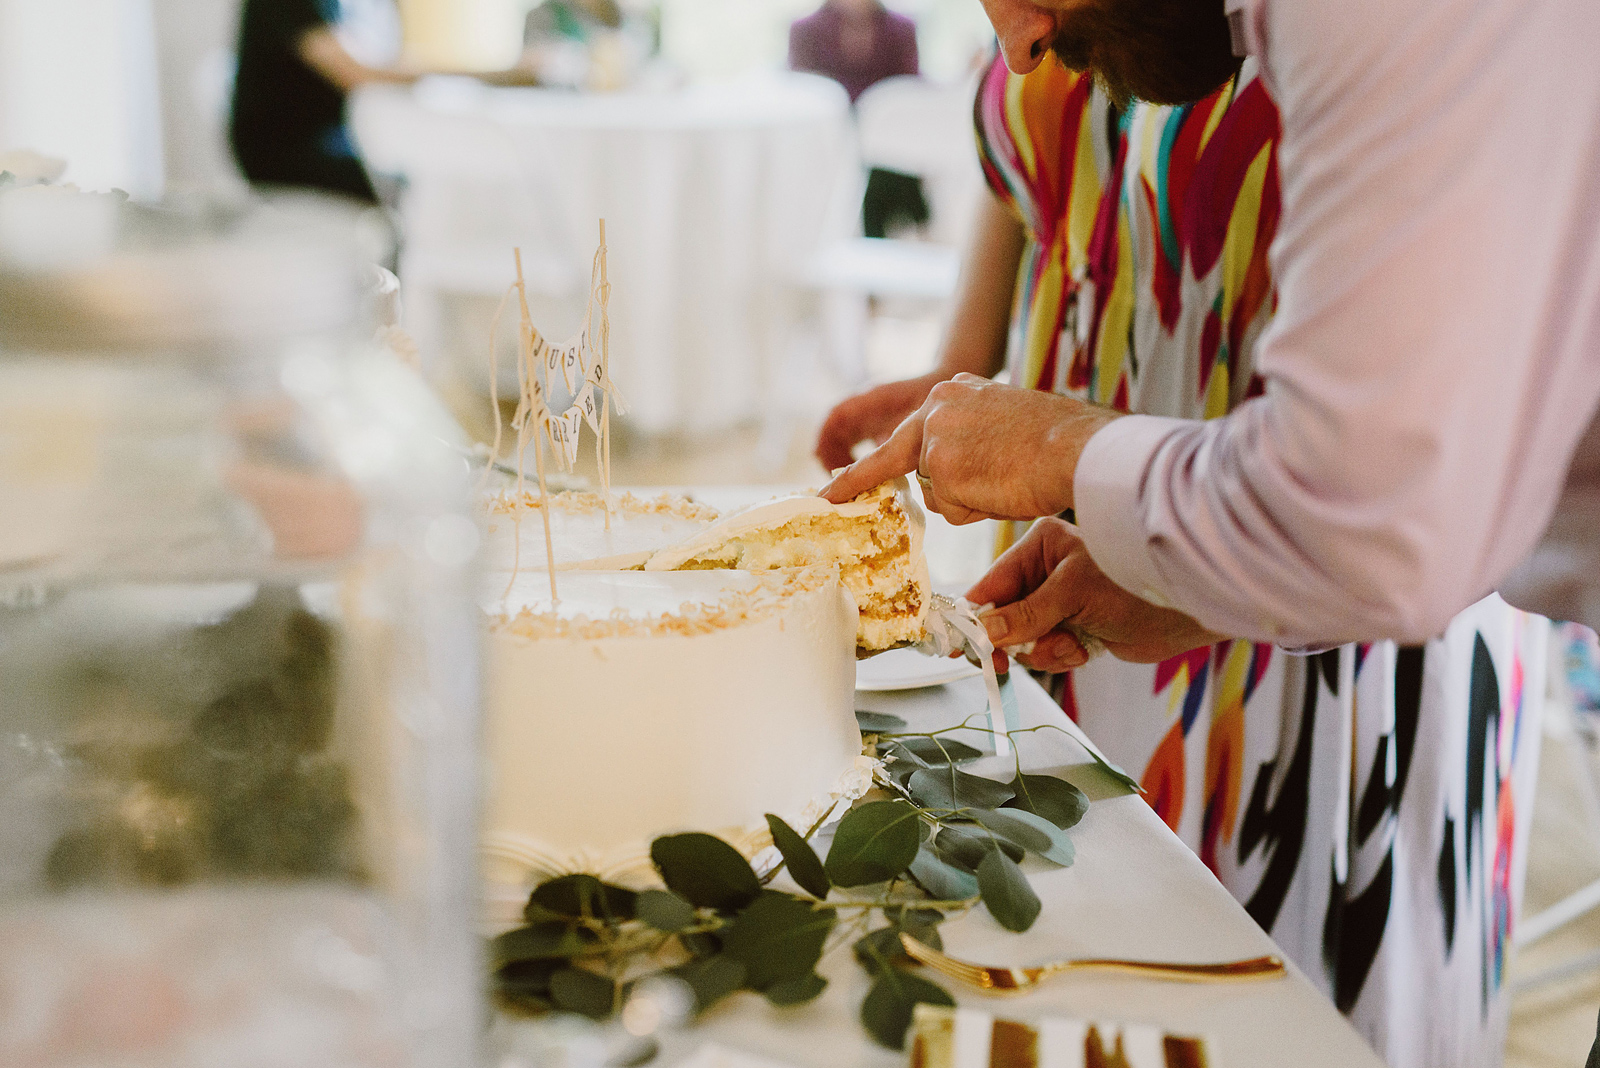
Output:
919,595,1012,757
561,342,582,395
571,381,596,432
545,407,583,468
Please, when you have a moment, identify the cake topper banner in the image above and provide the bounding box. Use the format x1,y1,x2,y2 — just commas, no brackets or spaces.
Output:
485,221,624,603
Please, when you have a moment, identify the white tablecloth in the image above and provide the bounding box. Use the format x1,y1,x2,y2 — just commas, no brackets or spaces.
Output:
656,670,1385,1068
351,74,856,434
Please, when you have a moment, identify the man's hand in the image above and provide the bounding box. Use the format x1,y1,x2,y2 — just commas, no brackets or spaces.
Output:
815,372,945,472
820,374,1122,524
968,517,1224,672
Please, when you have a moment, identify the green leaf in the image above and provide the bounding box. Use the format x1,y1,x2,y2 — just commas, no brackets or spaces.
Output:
968,807,1052,854
496,990,555,1015
907,767,1015,812
635,889,697,933
529,874,637,922
854,912,947,978
909,844,980,901
880,740,930,770
977,849,1042,932
1077,739,1142,794
651,833,762,911
824,800,923,887
856,711,907,733
491,922,597,967
549,966,616,1019
935,823,1023,868
495,958,561,998
679,931,722,958
895,737,984,766
853,925,908,976
887,906,945,946
519,898,568,926
973,807,1075,867
719,891,836,990
765,814,830,899
860,969,955,1050
764,972,827,1006
669,954,746,1012
1005,773,1090,829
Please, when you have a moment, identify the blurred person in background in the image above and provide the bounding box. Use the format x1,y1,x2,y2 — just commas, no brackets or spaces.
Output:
523,0,624,47
818,49,1547,1068
230,0,534,203
522,0,660,90
789,0,926,238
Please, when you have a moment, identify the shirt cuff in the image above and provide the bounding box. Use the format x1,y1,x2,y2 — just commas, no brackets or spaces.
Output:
1073,414,1192,610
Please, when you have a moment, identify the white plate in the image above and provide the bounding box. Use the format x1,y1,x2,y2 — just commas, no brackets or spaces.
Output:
855,646,982,691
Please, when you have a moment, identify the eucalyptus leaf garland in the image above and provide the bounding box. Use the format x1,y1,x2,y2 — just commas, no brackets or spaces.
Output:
490,709,1111,1050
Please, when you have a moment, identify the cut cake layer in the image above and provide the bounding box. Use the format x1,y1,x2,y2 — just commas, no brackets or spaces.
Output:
644,478,930,653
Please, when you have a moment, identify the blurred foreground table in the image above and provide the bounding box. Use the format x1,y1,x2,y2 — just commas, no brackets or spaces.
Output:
658,670,1384,1067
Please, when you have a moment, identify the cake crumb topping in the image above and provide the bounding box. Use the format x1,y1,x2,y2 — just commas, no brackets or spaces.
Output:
487,489,720,524
492,565,839,640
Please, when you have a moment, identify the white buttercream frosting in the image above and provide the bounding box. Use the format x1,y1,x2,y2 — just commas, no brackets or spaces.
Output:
483,490,717,571
480,568,863,916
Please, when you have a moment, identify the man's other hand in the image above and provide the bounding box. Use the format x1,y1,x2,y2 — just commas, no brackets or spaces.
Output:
967,516,1224,672
815,372,945,472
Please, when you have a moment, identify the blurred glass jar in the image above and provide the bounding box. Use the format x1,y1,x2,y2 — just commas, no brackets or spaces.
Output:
0,190,484,1068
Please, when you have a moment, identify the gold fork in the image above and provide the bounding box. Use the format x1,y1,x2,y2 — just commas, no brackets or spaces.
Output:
899,932,1286,992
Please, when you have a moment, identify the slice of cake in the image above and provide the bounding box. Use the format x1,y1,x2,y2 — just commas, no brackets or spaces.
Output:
481,566,869,921
909,1005,1211,1068
644,478,930,654
483,489,718,571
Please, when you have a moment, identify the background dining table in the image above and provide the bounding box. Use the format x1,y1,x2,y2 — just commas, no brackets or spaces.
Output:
351,73,858,435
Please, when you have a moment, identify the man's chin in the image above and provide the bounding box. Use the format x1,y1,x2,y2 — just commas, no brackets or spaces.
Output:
1121,60,1243,107
1057,47,1242,108
1048,0,1243,109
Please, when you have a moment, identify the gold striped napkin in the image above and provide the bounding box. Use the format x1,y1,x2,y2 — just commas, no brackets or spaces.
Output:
909,1004,1212,1068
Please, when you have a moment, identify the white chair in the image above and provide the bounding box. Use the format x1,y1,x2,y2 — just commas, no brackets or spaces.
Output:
854,74,985,246
779,74,980,401
349,80,581,384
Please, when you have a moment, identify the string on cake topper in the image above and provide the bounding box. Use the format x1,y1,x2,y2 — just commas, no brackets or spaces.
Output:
484,221,626,603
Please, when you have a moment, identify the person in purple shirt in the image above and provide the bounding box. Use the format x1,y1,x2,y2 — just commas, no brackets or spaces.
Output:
788,0,918,103
789,0,927,238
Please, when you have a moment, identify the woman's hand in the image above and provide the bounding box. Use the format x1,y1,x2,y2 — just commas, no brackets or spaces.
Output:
967,517,1224,672
821,374,1121,523
815,372,946,471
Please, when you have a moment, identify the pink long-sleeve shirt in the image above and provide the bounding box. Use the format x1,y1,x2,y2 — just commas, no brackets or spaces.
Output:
1075,0,1600,646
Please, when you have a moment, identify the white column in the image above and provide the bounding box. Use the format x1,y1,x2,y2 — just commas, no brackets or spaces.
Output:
0,0,164,198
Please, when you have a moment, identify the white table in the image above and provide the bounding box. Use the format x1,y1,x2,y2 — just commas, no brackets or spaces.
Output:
655,670,1385,1068
351,73,857,434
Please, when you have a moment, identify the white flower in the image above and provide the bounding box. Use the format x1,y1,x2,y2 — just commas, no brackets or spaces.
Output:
838,756,881,800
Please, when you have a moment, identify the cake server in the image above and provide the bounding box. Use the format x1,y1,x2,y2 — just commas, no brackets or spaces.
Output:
899,932,1286,991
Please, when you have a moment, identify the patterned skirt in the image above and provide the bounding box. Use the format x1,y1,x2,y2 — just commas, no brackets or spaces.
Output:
1052,595,1546,1067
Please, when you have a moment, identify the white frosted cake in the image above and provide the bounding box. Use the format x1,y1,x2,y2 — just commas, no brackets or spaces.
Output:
480,566,868,913
483,489,717,570
646,478,931,653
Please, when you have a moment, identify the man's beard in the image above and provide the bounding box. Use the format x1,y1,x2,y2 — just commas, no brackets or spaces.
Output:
1050,0,1242,107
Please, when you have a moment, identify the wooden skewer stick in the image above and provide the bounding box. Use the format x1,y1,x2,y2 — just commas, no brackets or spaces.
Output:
514,248,559,604
502,270,530,600
596,219,613,529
